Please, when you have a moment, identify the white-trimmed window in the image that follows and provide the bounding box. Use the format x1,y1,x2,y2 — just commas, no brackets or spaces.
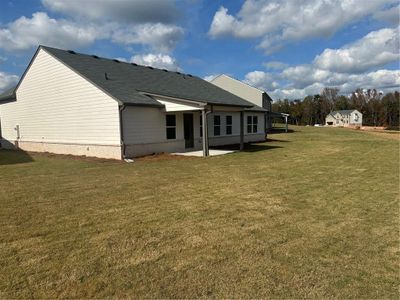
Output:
166,114,176,139
214,115,221,136
247,115,258,133
226,115,232,135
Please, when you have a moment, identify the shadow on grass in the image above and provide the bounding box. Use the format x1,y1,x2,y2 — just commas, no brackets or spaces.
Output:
268,128,297,134
211,143,283,152
0,149,34,165
385,126,399,131
266,138,290,143
242,144,283,152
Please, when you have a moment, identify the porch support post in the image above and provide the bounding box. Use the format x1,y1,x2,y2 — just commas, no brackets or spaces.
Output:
285,115,288,133
240,111,244,151
202,109,209,157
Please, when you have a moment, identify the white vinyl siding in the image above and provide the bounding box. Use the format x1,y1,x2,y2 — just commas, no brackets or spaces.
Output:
350,111,362,125
207,112,264,137
211,75,264,107
0,49,120,146
122,108,265,157
122,106,184,144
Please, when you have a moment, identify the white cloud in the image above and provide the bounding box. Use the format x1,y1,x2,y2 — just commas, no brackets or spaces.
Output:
208,0,395,53
203,74,219,81
269,83,324,100
264,61,288,70
243,70,279,91
0,11,183,53
373,5,400,24
38,0,184,52
258,68,400,100
0,72,19,93
281,65,349,89
0,12,103,51
242,27,400,100
208,7,239,38
314,27,399,73
42,0,179,24
112,23,183,52
130,53,180,71
342,69,400,93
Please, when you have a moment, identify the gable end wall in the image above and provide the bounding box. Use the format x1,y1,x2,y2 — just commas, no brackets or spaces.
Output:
0,49,121,159
211,75,263,107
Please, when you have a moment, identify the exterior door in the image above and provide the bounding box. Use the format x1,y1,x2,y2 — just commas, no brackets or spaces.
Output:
183,113,194,149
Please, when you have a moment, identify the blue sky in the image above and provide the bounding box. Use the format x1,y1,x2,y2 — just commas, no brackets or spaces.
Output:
0,0,399,99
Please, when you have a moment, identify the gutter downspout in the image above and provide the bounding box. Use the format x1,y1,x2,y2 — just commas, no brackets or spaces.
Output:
119,105,127,160
285,115,288,133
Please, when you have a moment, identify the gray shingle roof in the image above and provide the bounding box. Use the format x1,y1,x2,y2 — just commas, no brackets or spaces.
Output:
38,46,254,108
331,110,357,115
245,106,268,112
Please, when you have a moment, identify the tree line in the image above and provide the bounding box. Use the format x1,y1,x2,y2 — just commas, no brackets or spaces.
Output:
272,88,400,128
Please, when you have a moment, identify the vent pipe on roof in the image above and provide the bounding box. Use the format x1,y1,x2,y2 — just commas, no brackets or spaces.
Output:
105,73,109,80
67,50,76,54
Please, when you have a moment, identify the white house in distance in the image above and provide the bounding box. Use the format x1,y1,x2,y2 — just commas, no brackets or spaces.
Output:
325,110,363,127
0,46,267,160
210,74,274,131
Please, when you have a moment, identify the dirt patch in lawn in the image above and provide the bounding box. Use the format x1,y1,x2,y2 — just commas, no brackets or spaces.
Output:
359,127,400,140
135,153,197,162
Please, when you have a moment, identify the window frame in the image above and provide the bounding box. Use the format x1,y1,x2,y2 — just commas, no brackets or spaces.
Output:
214,115,221,136
247,115,258,134
226,115,232,135
166,114,176,140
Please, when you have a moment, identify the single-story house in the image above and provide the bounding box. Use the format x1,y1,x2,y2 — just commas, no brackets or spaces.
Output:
0,46,267,160
325,110,362,127
210,74,274,131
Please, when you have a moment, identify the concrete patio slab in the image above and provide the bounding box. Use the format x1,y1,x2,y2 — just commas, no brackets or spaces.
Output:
172,149,236,157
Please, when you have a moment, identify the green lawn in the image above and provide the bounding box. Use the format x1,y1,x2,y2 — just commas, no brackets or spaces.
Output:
0,126,399,298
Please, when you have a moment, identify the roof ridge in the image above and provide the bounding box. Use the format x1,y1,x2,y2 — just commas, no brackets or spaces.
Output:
40,45,193,77
214,73,267,94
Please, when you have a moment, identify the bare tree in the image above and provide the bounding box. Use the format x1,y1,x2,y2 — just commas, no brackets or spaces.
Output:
321,87,339,111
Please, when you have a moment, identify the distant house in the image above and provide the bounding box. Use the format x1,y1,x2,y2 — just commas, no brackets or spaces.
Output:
325,110,362,127
0,46,267,160
210,74,274,131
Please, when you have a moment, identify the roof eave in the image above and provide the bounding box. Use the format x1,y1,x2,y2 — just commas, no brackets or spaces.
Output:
210,103,253,108
0,96,16,104
122,102,164,108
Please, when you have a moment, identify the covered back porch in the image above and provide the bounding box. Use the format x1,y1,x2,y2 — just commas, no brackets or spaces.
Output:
157,96,248,157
